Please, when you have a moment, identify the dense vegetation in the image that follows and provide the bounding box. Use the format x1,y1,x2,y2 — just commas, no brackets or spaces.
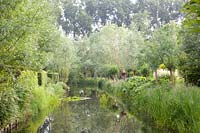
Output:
0,0,200,132
98,77,200,132
0,0,74,128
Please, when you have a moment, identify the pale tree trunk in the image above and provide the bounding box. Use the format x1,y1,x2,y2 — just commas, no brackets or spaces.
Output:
170,68,175,86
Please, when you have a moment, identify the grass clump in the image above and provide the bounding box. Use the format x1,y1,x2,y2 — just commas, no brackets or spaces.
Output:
132,85,200,132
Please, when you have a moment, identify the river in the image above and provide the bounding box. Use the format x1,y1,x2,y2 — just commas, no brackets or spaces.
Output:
15,87,168,133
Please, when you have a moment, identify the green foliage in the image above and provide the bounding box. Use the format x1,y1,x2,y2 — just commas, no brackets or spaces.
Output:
59,0,184,37
147,23,179,71
107,66,119,79
0,0,73,127
17,70,38,90
117,77,154,109
0,70,65,127
139,64,151,77
78,78,100,86
100,94,109,109
98,79,107,89
76,24,145,78
1,0,58,70
182,0,200,32
15,70,37,112
131,85,200,132
39,70,48,87
67,69,82,85
30,85,62,116
135,0,184,27
27,82,64,132
59,0,136,37
101,77,200,132
0,87,19,127
178,29,200,86
158,74,170,84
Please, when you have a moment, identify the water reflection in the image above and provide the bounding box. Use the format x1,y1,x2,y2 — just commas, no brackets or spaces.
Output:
16,87,170,133
50,98,143,133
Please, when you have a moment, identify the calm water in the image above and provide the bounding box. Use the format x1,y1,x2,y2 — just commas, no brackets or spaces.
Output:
48,98,143,133
16,87,170,133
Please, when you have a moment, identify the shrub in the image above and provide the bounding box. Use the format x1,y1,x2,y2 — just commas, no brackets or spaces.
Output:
158,74,170,84
100,93,108,109
30,83,63,117
0,87,19,127
0,70,65,128
159,64,166,69
139,64,151,77
15,70,38,111
107,66,119,79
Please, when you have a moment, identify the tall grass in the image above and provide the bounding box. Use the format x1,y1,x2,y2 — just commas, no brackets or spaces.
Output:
100,76,200,132
27,83,64,132
129,85,200,132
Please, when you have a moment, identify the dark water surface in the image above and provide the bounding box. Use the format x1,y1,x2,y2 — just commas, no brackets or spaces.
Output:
16,87,169,133
49,98,143,133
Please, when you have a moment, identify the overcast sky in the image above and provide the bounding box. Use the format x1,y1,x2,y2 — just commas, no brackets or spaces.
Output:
130,0,137,4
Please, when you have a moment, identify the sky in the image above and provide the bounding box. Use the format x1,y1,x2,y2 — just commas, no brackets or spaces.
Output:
130,0,137,4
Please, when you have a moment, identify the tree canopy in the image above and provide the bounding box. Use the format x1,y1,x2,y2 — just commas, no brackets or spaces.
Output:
58,0,184,37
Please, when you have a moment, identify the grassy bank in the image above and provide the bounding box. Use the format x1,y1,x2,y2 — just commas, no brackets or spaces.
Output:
132,85,200,132
0,70,65,130
100,77,200,132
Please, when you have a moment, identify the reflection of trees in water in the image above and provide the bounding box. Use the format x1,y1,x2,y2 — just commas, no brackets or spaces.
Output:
50,98,142,133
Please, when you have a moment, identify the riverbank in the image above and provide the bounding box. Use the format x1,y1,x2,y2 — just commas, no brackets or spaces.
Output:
0,70,65,132
97,77,200,132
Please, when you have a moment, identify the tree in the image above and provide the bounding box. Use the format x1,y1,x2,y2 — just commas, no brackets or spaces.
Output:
179,0,200,86
47,32,76,82
59,0,136,37
144,41,162,83
145,23,179,85
75,24,144,78
178,29,200,86
59,0,185,38
182,0,200,32
130,11,150,34
0,0,77,126
59,1,93,38
0,0,59,70
134,0,185,27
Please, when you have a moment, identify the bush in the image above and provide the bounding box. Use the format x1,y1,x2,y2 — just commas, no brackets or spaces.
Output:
0,87,19,127
158,74,170,84
0,70,65,128
107,66,119,79
15,70,38,111
31,82,64,116
139,64,151,77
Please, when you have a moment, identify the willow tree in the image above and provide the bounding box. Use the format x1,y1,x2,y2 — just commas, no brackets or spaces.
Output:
146,23,179,85
76,24,144,77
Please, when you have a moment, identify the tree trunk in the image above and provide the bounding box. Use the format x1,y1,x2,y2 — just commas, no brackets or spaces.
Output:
170,69,175,86
155,69,158,83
